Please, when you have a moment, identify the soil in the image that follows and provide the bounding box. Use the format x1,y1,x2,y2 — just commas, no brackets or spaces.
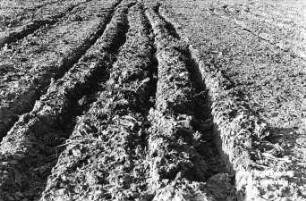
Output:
0,0,305,200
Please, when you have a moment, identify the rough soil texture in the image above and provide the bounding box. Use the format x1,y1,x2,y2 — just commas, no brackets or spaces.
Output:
0,0,122,139
0,0,305,200
158,0,306,200
0,0,87,47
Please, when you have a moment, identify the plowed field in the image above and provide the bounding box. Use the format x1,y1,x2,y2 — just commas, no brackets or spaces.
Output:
0,0,305,200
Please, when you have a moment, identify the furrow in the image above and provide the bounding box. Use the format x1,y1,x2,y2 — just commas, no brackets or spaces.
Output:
0,3,130,201
188,27,306,201
158,5,306,201
0,0,122,140
145,7,236,201
153,3,180,40
0,0,87,47
40,3,158,200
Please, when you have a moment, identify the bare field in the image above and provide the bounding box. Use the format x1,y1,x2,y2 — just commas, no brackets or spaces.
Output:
0,0,305,200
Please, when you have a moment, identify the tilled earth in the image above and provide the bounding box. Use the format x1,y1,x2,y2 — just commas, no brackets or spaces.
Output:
0,0,305,200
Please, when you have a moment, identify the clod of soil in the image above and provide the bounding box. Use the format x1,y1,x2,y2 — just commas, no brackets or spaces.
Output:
0,0,305,200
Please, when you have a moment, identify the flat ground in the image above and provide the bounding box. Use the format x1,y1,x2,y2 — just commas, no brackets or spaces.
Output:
0,0,305,200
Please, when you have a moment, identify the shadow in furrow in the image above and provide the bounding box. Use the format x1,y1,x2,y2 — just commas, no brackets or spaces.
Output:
143,8,159,114
0,5,130,201
153,3,181,40
39,4,157,200
176,31,238,201
59,9,130,132
183,46,234,176
149,7,238,200
0,0,124,141
52,0,125,81
137,12,159,177
35,10,130,201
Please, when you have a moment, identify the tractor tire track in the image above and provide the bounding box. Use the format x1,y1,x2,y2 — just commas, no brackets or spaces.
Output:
0,0,88,48
145,6,236,201
0,0,124,141
40,3,158,200
0,2,132,201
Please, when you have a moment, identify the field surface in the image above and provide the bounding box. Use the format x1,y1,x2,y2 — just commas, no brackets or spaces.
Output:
0,0,305,200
